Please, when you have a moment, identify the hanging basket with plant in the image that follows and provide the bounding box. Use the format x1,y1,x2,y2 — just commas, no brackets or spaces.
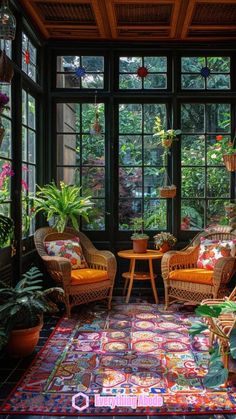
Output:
153,115,180,198
215,134,236,172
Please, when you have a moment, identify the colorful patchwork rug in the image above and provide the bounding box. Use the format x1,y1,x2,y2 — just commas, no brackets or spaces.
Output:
1,302,236,415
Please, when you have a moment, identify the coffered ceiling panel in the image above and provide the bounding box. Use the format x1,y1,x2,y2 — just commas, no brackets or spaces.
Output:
18,0,236,41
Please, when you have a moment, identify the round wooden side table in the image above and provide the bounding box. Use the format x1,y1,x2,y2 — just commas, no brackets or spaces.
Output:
117,249,163,304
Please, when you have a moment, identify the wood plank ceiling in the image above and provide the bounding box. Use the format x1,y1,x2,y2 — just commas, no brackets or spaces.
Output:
18,0,236,41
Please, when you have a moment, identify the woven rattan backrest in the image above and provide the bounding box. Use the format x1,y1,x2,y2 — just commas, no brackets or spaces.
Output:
191,231,236,248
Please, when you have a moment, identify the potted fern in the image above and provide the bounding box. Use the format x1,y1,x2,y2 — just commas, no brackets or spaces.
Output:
0,267,64,357
34,181,94,233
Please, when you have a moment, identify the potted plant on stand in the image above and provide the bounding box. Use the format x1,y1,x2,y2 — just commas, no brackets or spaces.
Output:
153,115,181,198
33,181,94,232
153,231,177,253
131,217,149,253
0,266,64,357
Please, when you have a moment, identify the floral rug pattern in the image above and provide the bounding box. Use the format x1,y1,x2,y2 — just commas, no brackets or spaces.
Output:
1,303,236,415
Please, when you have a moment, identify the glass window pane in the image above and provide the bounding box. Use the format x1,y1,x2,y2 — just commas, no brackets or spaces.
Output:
207,168,230,198
119,74,141,89
82,199,105,231
81,74,103,89
0,118,11,159
181,57,205,72
119,167,142,198
181,200,204,230
181,135,205,165
144,136,165,166
207,57,230,72
57,167,80,185
144,199,167,230
119,199,142,230
119,135,142,166
0,159,12,201
82,56,104,72
28,95,35,129
144,74,166,89
144,56,167,72
57,134,79,166
144,168,166,198
181,74,205,89
181,104,205,133
119,104,142,134
82,167,105,197
207,200,226,227
206,103,231,132
182,167,205,198
119,57,142,72
28,130,35,163
82,134,104,165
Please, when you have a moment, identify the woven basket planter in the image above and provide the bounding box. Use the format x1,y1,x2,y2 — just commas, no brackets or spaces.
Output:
159,185,176,198
223,154,236,172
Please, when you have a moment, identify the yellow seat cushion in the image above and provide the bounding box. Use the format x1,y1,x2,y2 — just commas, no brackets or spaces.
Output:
169,268,213,285
71,269,109,285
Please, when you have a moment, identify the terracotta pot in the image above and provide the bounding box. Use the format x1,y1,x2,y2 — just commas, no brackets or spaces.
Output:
159,243,170,253
223,154,236,172
162,138,173,148
132,238,148,253
7,322,43,357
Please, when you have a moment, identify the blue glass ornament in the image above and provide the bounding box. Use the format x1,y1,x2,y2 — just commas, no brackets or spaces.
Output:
200,66,210,78
75,66,86,77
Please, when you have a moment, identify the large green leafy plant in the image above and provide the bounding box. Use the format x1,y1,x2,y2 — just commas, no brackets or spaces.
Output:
0,267,64,349
34,181,93,233
189,301,236,387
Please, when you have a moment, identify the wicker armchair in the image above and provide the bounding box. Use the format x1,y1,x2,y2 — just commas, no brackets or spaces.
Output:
34,227,117,317
161,231,236,309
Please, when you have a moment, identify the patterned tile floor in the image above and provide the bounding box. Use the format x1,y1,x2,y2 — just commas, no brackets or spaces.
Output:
0,299,236,418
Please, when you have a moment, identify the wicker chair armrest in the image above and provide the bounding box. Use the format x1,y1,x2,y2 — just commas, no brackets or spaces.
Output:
42,255,72,286
161,246,199,280
86,250,117,282
212,256,236,289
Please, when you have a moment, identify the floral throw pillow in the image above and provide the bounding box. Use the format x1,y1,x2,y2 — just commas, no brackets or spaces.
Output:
197,238,236,270
44,237,88,270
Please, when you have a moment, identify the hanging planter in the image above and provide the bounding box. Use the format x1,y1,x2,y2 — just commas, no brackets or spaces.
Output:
159,185,176,198
223,154,236,172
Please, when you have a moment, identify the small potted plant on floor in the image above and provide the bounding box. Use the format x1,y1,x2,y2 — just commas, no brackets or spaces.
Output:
153,231,177,253
131,217,149,253
0,266,64,357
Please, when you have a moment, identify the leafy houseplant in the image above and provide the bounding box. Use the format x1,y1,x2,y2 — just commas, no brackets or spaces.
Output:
153,232,177,253
34,181,94,233
0,266,64,357
131,217,149,253
215,134,236,171
189,302,236,388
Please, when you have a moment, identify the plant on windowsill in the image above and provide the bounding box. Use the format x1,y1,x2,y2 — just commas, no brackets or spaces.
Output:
215,134,236,172
153,231,177,253
189,301,236,388
33,181,94,233
0,266,64,357
131,217,149,253
153,115,181,198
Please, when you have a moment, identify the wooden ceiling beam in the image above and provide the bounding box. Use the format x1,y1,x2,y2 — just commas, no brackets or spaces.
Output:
19,0,50,38
104,1,118,39
180,0,196,39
